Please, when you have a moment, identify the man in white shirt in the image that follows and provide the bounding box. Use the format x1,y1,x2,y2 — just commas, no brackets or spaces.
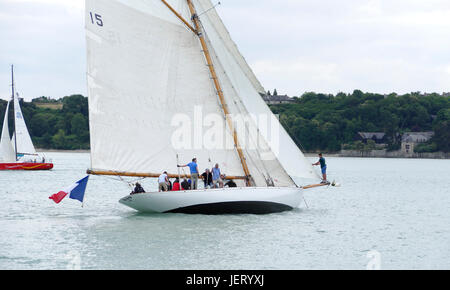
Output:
158,171,169,192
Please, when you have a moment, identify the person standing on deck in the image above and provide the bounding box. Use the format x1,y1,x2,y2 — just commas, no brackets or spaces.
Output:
178,158,199,190
313,153,328,183
211,163,224,188
158,171,169,192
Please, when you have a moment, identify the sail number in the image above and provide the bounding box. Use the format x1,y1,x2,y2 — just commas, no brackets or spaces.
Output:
90,12,103,27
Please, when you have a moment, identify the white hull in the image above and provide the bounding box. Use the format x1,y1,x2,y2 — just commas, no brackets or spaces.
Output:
119,187,303,214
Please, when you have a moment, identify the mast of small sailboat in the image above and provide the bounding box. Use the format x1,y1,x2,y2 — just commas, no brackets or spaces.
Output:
11,65,18,162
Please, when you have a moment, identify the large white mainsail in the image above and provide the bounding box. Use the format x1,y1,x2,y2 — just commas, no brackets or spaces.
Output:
13,93,36,156
0,101,16,163
86,0,319,187
86,0,247,181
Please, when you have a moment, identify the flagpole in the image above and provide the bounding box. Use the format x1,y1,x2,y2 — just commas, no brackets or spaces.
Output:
81,176,90,208
176,154,181,181
82,185,88,208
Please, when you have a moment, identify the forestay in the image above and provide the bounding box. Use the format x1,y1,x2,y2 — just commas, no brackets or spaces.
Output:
0,101,16,163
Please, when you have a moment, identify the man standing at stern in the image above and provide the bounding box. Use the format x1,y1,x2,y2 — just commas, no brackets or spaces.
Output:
313,153,328,184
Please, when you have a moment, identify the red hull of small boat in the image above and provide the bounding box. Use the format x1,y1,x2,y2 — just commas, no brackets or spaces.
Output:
0,163,54,171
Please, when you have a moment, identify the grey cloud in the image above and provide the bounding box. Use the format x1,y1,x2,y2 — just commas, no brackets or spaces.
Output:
0,0,449,100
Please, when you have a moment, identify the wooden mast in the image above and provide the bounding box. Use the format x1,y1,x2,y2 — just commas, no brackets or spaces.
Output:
185,0,253,186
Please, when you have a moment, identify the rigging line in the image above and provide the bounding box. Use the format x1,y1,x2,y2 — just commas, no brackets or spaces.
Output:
187,1,253,186
230,104,271,181
303,196,310,209
216,95,269,182
99,170,148,185
197,18,273,169
228,101,270,183
181,167,189,178
199,31,258,180
197,1,221,17
102,175,130,184
196,5,265,96
199,25,271,185
238,116,281,185
209,77,268,181
279,116,309,154
196,19,295,184
263,113,303,184
238,112,275,181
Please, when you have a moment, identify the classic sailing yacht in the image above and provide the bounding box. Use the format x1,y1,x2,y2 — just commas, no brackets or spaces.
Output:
86,0,329,214
0,66,53,171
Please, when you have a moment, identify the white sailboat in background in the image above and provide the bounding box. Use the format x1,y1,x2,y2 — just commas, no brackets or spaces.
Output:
85,0,331,214
0,100,16,164
0,65,53,170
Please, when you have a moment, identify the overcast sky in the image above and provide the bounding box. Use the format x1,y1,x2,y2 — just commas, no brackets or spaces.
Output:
1,0,450,101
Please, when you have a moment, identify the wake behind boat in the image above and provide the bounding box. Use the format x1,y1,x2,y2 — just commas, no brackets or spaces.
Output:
0,65,53,171
85,0,330,214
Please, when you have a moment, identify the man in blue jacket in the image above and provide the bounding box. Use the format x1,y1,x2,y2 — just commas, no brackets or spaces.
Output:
178,158,199,190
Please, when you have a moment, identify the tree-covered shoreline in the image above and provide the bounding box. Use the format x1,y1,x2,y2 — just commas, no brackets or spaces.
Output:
271,90,449,153
0,95,90,150
1,91,449,152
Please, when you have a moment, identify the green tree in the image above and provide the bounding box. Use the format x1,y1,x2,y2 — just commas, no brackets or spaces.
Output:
30,113,51,137
52,130,68,149
62,94,89,116
71,113,88,136
434,121,450,152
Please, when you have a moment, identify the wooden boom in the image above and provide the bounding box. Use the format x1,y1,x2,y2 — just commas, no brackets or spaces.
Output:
87,169,247,181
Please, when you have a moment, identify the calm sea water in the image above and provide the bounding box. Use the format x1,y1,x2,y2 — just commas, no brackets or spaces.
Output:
0,152,449,270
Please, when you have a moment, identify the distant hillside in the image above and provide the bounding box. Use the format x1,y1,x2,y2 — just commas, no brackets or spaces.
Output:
0,95,89,150
34,103,64,110
271,90,450,153
1,91,449,152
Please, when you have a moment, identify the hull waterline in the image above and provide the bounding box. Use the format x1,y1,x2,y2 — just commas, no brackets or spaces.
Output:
0,163,54,171
119,187,303,215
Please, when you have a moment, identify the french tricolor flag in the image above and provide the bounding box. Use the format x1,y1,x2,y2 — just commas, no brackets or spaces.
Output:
49,176,90,205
